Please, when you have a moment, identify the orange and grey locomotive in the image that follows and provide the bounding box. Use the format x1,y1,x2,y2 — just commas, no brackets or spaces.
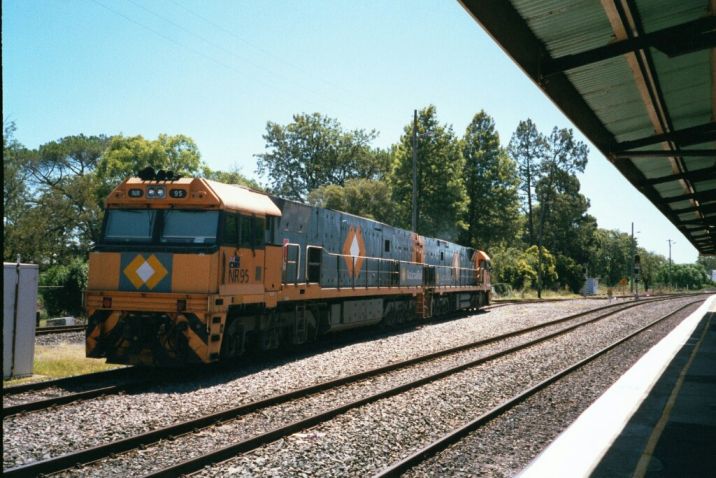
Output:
85,172,491,365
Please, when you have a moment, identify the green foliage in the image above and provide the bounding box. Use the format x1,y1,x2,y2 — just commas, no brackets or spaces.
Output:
4,121,35,261
97,134,204,194
3,129,207,265
524,245,558,287
636,248,666,290
537,175,597,273
697,255,716,275
390,106,467,240
655,263,710,290
588,229,632,286
205,166,262,190
555,254,584,293
460,111,521,251
508,121,588,295
489,245,555,290
5,133,109,263
307,178,395,224
40,258,88,317
508,119,545,244
255,113,389,201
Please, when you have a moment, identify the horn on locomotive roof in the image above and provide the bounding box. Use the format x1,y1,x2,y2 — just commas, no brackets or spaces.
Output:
137,166,156,180
136,167,182,181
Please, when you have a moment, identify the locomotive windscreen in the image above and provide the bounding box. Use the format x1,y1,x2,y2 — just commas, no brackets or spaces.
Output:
102,209,219,245
104,209,156,243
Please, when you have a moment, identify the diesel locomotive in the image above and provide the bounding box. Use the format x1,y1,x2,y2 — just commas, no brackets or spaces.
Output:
85,172,491,365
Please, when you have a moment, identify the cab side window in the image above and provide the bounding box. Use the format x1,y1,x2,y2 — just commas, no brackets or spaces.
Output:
253,217,266,247
222,213,238,245
240,215,252,247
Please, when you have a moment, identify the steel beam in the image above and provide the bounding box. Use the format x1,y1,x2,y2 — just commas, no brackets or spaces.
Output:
671,203,716,215
645,167,716,186
543,16,716,75
614,122,716,152
613,149,716,158
664,189,716,203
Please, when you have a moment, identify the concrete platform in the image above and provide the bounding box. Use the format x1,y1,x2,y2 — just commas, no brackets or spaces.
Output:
519,294,716,478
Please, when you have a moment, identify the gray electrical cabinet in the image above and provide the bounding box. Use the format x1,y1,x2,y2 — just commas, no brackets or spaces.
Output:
4,262,39,379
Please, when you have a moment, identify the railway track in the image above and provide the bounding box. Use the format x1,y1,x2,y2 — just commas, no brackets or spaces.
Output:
3,294,698,477
2,367,145,417
2,377,151,417
2,365,208,417
373,299,702,477
0,297,636,417
2,367,133,397
35,325,85,336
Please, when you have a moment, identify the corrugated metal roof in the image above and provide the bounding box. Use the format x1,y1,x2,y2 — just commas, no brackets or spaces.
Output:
459,0,716,254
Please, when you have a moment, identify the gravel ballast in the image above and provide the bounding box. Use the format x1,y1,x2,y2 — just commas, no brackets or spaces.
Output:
189,297,703,478
1,297,698,474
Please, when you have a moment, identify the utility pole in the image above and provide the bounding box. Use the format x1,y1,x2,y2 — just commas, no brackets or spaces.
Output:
411,109,418,232
631,222,635,293
667,239,675,289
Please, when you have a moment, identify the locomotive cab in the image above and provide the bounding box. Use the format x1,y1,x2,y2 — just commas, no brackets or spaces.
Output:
85,176,280,365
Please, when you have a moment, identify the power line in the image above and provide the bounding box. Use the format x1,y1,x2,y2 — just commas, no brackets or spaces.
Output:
89,0,350,112
167,0,372,105
126,0,294,91
90,0,238,75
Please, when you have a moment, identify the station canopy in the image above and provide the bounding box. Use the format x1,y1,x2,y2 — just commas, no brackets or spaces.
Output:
460,0,716,254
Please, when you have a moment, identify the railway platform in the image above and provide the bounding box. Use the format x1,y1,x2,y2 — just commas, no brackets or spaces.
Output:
520,294,716,478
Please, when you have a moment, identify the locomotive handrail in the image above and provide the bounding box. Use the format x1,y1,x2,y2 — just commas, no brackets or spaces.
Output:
303,245,484,288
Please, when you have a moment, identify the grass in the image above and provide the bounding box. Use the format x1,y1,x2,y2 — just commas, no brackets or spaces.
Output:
494,288,583,300
3,344,123,385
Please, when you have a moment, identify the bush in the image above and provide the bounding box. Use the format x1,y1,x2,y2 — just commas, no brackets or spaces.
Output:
40,258,88,317
491,283,513,297
555,254,584,293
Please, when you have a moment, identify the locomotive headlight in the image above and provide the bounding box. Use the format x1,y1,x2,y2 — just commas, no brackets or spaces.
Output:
146,187,165,198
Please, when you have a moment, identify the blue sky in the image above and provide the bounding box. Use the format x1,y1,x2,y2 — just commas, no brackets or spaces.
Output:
3,0,698,263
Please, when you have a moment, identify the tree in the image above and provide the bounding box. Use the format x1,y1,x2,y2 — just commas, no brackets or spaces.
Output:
508,119,546,245
524,245,558,288
3,121,35,261
490,245,537,290
638,248,666,291
537,174,597,291
255,113,389,201
589,229,636,286
40,257,88,316
23,134,110,257
656,263,710,289
460,111,521,251
390,106,467,240
697,255,716,276
97,134,204,194
4,130,206,264
533,127,588,296
204,166,262,190
308,178,395,224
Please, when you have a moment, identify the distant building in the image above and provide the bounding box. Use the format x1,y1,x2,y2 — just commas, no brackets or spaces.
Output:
584,277,598,295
